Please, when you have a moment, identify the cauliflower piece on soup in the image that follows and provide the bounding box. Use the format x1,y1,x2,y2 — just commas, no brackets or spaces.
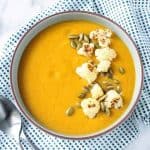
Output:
89,29,104,40
98,36,111,47
104,90,123,109
76,62,98,83
103,28,112,38
95,47,117,61
89,28,112,40
77,43,94,57
81,98,100,118
96,60,111,72
91,83,104,99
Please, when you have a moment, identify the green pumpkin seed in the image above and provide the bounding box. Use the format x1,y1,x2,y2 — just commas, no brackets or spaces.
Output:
78,86,91,99
83,86,90,92
100,102,105,112
119,67,125,74
83,34,90,43
102,80,109,84
94,43,100,48
66,106,75,116
70,40,77,49
87,83,94,89
105,83,114,86
94,64,97,68
78,92,86,99
113,79,120,84
109,68,113,74
76,42,82,50
68,34,79,39
105,107,110,116
107,69,113,79
88,60,94,64
116,85,122,93
106,85,114,90
103,79,120,86
98,95,106,102
90,82,97,87
79,33,84,41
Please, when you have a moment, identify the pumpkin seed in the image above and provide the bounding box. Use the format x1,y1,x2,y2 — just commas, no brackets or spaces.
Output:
106,85,114,89
94,64,97,68
119,67,125,74
103,79,115,85
98,95,106,102
100,102,105,112
79,33,84,41
66,106,75,116
70,40,77,49
87,83,93,89
75,102,81,108
107,69,113,79
76,42,82,50
68,34,79,39
83,34,90,43
83,86,90,92
88,60,94,64
113,79,120,84
102,80,109,84
116,85,122,93
94,43,100,48
105,82,114,86
109,68,113,74
105,107,110,116
90,82,97,88
78,92,86,99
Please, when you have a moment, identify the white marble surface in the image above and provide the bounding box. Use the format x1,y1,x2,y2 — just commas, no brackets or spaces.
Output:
0,0,150,149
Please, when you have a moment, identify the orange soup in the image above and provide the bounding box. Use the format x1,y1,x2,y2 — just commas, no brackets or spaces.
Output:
18,20,135,135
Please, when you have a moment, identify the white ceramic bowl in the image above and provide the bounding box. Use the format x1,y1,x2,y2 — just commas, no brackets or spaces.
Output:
10,11,143,139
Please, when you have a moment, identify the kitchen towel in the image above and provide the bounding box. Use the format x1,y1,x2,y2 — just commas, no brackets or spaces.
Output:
0,0,150,149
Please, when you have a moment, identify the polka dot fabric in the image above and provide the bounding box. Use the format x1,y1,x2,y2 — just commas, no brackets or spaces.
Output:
0,0,150,149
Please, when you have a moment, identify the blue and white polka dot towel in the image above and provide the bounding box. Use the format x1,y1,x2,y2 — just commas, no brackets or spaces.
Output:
0,0,150,149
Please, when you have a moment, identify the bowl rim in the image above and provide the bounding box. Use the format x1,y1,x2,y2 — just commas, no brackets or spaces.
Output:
10,10,144,140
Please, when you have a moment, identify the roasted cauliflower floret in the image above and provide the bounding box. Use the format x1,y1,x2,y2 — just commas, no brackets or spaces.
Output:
89,28,112,40
104,90,123,109
95,47,117,61
98,36,111,47
76,62,98,83
96,60,111,72
91,83,104,99
77,43,94,56
81,98,100,118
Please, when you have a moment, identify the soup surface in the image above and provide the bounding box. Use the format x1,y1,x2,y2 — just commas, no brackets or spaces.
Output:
18,20,135,135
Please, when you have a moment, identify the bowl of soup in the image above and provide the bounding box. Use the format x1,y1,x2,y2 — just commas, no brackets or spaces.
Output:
10,11,143,139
